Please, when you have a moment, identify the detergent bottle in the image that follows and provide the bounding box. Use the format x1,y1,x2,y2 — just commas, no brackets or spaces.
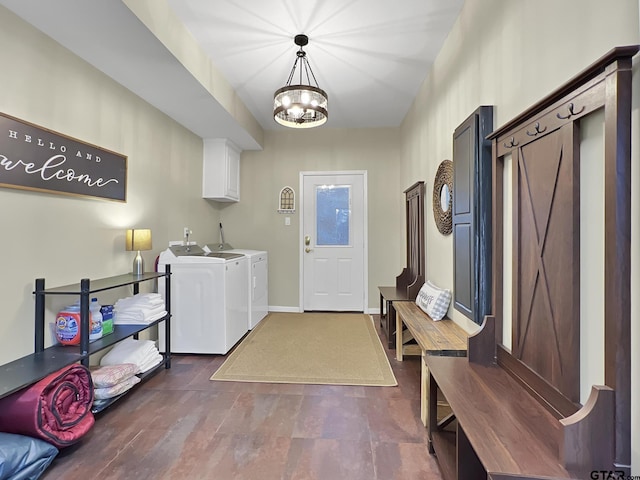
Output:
89,298,103,341
55,303,81,345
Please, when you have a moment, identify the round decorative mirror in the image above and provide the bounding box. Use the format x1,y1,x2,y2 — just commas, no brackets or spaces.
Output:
433,159,453,235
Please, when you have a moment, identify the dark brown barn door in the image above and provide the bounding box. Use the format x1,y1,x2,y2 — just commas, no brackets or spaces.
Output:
513,123,580,403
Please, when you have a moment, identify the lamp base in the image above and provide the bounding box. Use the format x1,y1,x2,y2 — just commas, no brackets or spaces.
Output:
132,251,144,276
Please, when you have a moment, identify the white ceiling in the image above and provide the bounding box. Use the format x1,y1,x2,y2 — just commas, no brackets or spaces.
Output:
168,0,464,131
0,0,464,149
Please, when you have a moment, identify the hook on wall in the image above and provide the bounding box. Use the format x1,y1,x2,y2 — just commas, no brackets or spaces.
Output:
503,136,519,149
556,102,585,120
526,122,547,137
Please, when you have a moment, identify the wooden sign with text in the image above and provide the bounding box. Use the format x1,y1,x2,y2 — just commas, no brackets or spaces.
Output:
0,112,127,201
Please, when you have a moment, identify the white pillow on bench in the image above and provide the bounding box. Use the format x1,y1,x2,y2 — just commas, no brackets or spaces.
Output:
416,281,451,321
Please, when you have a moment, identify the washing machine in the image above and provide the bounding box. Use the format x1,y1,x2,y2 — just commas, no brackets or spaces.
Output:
204,245,268,329
157,245,248,354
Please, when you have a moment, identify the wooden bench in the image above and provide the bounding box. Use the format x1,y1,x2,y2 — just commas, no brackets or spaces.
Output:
427,355,575,479
394,301,467,426
378,286,413,348
426,317,614,479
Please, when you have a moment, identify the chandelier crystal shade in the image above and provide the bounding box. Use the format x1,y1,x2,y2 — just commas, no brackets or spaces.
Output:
273,34,328,128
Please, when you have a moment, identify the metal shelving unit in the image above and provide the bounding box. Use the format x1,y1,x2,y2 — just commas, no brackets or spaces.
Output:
0,268,171,403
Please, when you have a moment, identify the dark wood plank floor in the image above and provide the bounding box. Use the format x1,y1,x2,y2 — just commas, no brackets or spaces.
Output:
42,315,444,480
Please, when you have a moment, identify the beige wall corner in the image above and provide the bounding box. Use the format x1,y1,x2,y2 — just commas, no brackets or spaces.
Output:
123,0,264,148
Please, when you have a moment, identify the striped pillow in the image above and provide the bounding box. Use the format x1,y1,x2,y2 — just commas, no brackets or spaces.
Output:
416,281,451,321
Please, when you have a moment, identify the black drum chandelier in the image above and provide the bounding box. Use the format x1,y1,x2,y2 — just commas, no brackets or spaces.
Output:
273,34,328,128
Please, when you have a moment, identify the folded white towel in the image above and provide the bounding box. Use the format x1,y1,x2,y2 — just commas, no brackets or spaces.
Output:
138,353,163,373
100,338,160,370
113,308,167,325
115,299,164,310
115,293,164,311
114,292,167,327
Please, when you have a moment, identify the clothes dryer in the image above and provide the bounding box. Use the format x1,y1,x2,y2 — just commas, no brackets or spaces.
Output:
204,246,268,329
157,247,248,354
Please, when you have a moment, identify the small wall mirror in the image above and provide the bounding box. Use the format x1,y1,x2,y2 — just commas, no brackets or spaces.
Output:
433,159,453,235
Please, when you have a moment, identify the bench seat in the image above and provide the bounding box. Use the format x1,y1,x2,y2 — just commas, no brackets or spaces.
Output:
394,302,467,360
394,301,467,426
378,286,412,348
427,355,574,479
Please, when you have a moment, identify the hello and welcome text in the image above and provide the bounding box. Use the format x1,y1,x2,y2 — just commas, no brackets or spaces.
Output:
0,114,127,201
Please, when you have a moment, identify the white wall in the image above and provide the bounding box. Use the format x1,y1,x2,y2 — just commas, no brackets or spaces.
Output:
400,0,640,472
0,6,222,364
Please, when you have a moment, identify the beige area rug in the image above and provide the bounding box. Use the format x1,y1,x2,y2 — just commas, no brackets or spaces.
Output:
210,312,397,386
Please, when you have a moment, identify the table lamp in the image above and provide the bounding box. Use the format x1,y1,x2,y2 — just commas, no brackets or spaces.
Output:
126,228,152,275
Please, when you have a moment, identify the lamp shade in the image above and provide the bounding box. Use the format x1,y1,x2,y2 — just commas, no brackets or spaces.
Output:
125,229,152,251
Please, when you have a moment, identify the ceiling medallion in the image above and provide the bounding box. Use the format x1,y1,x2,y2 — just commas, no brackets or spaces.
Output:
273,34,328,129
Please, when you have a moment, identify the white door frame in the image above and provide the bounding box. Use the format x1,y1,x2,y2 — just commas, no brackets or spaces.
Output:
298,170,368,312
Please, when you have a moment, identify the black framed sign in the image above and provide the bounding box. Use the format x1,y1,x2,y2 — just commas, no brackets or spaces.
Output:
0,112,127,201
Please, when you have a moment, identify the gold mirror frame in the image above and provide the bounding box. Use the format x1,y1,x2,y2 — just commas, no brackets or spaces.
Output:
433,159,453,235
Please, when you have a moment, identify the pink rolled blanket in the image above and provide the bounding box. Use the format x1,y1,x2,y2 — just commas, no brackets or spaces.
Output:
0,364,95,448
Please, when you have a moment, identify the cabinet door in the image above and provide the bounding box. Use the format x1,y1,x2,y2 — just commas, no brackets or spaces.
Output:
202,139,240,202
225,144,240,200
452,106,493,325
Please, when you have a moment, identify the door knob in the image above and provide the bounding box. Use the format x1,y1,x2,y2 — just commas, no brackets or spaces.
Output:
305,247,312,253
304,235,311,246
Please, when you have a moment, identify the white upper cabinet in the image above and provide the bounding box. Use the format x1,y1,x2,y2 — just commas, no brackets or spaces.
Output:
202,139,241,202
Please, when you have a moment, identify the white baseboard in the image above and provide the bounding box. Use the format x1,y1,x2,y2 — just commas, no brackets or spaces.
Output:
268,306,380,314
268,306,302,313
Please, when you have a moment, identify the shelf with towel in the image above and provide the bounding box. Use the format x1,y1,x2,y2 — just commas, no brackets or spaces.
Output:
0,269,172,402
90,360,166,414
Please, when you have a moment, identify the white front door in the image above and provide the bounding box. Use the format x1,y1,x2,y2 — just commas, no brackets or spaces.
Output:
301,171,367,311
